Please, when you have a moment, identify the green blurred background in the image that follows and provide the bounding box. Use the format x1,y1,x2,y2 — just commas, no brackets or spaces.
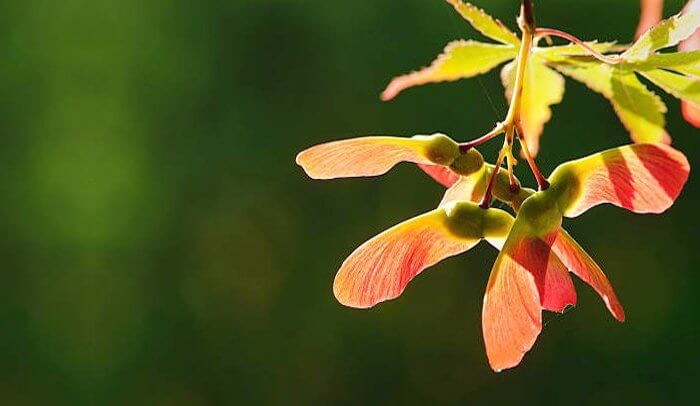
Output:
0,0,697,404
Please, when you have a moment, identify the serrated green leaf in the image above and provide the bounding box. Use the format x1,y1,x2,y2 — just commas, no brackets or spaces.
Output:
610,68,668,143
447,0,520,46
639,68,700,105
535,42,617,62
501,56,565,156
551,59,614,97
382,40,517,100
552,60,667,143
624,8,700,61
632,51,700,76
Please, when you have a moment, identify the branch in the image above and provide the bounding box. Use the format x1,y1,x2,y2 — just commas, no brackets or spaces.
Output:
521,0,536,32
459,122,506,152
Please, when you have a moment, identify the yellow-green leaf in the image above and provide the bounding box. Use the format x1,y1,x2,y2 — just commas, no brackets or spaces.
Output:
382,40,517,100
446,0,520,46
501,55,565,156
551,60,613,96
535,42,617,62
639,68,700,105
624,8,700,61
633,50,700,77
610,68,668,143
552,60,667,143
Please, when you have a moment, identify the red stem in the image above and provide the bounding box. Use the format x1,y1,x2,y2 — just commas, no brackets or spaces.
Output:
516,126,549,191
534,28,621,64
459,124,504,153
480,149,507,209
521,0,536,31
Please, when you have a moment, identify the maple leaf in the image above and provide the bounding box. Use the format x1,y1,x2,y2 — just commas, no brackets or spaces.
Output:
383,1,699,153
383,1,628,156
381,41,517,102
545,7,700,143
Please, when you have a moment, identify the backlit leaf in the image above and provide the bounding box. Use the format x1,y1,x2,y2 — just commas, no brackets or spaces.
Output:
501,55,565,156
624,8,700,60
639,68,700,105
446,0,520,46
382,40,516,100
632,50,700,76
610,68,668,143
551,59,613,96
535,41,617,62
552,60,668,143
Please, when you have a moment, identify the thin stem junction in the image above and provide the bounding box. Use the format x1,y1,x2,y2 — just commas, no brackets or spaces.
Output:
457,0,642,202
466,0,551,208
459,122,505,152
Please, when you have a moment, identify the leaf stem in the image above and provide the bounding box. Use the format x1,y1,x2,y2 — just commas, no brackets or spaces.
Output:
534,28,622,64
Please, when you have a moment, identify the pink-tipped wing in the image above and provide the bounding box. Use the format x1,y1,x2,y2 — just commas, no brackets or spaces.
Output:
552,144,690,217
553,230,625,322
541,251,577,313
296,136,447,180
438,169,575,312
418,163,460,187
483,252,541,372
439,169,489,207
483,206,574,371
483,233,546,372
334,209,478,308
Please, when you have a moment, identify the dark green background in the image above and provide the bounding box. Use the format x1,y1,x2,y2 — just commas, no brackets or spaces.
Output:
0,0,697,404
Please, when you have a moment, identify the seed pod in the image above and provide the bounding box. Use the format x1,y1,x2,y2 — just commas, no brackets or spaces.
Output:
450,148,485,176
443,201,514,240
415,133,460,166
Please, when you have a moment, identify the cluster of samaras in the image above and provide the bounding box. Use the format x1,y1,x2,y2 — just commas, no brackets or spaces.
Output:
296,0,699,371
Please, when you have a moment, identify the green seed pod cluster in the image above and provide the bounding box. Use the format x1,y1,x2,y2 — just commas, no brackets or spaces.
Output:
450,149,485,176
443,201,513,240
414,133,460,166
